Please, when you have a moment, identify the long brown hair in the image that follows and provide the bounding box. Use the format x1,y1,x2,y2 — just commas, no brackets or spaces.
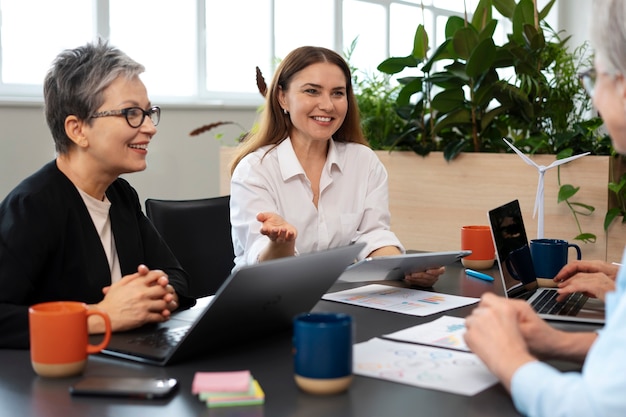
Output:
230,46,367,174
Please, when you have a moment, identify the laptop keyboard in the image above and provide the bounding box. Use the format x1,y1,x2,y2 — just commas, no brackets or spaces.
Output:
531,290,587,316
128,326,190,349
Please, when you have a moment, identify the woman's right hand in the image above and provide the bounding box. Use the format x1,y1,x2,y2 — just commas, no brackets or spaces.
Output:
257,212,297,242
257,212,298,261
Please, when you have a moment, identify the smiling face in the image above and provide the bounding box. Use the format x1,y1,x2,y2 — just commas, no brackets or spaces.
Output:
82,75,156,178
278,62,348,146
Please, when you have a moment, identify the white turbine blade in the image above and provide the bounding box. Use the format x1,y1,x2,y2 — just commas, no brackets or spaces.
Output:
502,138,590,239
503,138,540,168
545,152,590,169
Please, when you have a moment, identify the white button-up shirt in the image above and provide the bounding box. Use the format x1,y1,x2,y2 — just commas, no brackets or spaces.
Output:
230,138,404,270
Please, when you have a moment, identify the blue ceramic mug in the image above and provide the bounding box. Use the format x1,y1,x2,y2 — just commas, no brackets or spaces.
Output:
293,312,353,395
530,238,582,282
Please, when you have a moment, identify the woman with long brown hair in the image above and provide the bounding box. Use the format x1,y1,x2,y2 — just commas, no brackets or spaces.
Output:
229,46,443,286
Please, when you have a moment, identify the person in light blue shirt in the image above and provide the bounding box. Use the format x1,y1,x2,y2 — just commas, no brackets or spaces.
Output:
464,1,626,415
466,254,626,416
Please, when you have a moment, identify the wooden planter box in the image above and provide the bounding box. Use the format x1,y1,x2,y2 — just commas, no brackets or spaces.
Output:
221,147,620,262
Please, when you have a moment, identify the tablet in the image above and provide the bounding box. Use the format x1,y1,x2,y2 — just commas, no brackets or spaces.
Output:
337,250,472,283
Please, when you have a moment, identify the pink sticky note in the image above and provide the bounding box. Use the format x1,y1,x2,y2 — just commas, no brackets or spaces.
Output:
192,370,252,394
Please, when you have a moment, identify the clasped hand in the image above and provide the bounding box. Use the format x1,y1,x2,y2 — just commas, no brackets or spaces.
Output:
90,264,179,333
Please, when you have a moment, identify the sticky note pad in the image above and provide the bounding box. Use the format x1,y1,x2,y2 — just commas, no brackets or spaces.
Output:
205,379,265,408
198,378,256,401
192,370,252,394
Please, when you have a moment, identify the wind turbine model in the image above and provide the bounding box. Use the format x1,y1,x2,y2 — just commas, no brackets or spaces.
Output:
503,138,590,239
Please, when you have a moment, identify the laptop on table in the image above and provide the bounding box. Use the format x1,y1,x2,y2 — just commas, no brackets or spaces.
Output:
488,200,605,325
97,243,365,366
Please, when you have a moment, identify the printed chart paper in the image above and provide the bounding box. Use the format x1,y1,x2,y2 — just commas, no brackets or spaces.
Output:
384,316,470,352
353,338,498,396
323,284,479,316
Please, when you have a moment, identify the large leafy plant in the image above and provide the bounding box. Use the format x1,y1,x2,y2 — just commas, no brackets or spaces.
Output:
373,0,614,243
377,0,608,160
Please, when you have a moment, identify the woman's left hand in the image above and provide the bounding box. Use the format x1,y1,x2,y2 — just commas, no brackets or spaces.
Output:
404,266,445,287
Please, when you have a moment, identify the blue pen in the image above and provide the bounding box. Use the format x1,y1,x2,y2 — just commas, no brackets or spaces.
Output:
465,268,494,282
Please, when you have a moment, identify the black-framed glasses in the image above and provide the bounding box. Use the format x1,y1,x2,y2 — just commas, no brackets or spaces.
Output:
578,68,597,98
91,106,161,128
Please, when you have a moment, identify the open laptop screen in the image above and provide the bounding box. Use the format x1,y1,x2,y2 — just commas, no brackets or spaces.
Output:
488,199,536,297
488,200,605,324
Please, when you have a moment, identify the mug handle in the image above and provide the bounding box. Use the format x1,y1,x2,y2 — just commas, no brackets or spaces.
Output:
505,256,521,281
85,309,112,354
569,243,582,260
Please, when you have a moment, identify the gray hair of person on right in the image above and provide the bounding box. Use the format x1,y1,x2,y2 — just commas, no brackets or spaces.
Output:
43,39,145,155
590,0,626,75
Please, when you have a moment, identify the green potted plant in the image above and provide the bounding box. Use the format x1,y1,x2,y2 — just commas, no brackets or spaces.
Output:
376,0,609,159
366,0,615,246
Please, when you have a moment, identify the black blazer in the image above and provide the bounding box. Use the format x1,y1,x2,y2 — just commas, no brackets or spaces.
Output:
0,161,193,348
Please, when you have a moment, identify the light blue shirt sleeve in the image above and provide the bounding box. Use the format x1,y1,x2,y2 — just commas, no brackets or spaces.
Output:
510,248,626,417
512,362,601,416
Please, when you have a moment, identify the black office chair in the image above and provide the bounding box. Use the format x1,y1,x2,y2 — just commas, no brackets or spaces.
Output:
145,196,235,298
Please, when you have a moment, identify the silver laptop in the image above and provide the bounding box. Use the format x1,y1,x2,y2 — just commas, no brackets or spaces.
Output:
97,243,365,366
338,250,471,283
488,200,605,324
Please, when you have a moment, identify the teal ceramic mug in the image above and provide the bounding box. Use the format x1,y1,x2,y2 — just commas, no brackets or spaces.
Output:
292,312,353,395
530,238,582,285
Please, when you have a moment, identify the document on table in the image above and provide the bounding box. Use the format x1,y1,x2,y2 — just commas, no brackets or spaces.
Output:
353,337,498,396
384,315,470,352
322,284,479,316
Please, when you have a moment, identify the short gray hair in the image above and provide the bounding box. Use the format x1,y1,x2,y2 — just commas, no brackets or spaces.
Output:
590,0,626,74
43,39,145,154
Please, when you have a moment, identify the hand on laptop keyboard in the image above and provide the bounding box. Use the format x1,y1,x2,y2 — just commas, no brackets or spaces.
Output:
553,260,618,303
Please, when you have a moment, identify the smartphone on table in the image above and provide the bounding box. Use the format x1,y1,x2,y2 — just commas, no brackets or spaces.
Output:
69,376,178,399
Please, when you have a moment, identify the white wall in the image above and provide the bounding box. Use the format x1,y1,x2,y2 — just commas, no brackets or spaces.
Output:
0,104,257,202
558,0,592,54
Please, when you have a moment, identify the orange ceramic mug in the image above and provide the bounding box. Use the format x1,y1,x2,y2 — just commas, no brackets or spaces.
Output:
29,301,111,378
461,225,496,270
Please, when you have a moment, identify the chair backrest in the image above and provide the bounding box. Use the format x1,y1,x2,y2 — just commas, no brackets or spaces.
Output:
145,196,235,298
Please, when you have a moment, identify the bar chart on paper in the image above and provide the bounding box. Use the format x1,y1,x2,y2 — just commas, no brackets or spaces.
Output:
322,284,479,316
383,316,470,352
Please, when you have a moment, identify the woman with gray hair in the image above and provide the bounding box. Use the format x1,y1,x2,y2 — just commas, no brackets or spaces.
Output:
464,1,626,415
0,39,193,349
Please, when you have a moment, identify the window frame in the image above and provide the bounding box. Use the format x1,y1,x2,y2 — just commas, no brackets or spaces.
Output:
0,0,547,107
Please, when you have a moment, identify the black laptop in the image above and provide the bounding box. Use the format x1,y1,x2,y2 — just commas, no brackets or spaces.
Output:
488,200,605,324
97,243,365,365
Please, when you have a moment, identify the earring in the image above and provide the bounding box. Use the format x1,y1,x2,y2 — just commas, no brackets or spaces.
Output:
283,108,289,115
